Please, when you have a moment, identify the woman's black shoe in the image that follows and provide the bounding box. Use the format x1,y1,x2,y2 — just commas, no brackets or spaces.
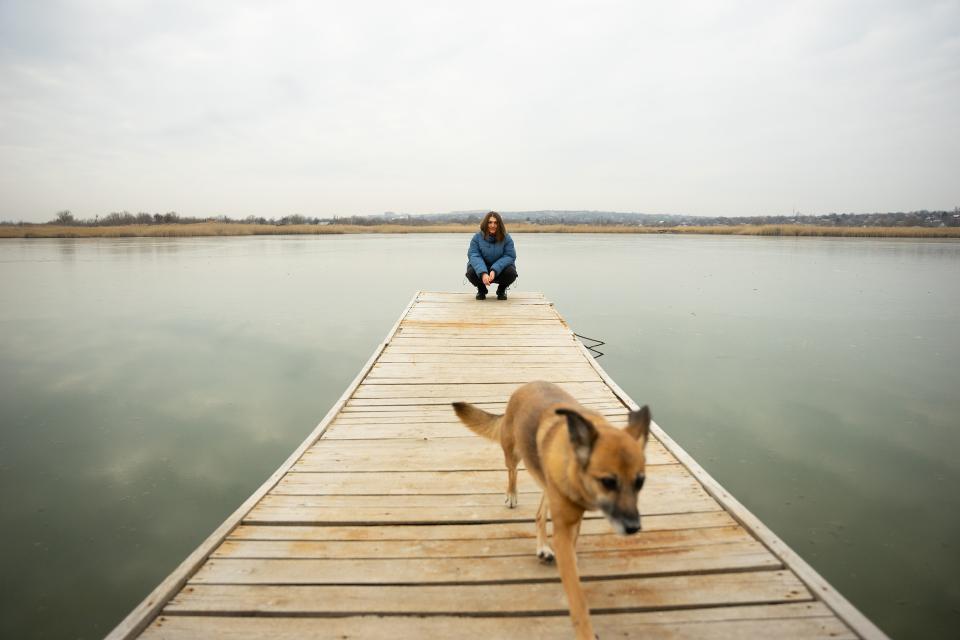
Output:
497,291,507,300
476,291,486,300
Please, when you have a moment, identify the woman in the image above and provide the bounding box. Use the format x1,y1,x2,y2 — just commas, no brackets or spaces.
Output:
466,211,518,300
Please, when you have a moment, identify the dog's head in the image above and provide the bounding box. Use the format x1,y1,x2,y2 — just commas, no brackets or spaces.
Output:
556,406,651,535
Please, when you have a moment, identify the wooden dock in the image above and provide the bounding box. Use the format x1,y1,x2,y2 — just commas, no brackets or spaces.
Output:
111,291,887,639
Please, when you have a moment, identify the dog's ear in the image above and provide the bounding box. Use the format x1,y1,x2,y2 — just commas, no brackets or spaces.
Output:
625,405,651,446
557,408,598,468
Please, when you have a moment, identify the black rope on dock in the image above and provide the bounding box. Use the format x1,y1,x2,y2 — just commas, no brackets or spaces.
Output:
574,332,605,358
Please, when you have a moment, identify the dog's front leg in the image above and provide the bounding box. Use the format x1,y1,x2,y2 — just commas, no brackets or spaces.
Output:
535,493,554,562
551,502,594,640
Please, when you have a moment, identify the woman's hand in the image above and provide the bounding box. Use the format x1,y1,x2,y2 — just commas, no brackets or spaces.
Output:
489,270,496,282
482,273,492,287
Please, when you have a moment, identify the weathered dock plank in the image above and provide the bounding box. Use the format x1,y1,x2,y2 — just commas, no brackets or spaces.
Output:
290,437,675,471
165,571,810,615
226,511,738,542
143,604,856,640
213,523,754,559
111,291,887,639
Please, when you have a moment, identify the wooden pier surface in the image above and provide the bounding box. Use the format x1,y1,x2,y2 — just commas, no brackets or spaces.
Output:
112,291,887,639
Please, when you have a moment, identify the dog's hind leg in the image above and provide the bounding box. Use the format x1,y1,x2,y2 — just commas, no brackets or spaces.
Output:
502,446,519,508
535,493,555,563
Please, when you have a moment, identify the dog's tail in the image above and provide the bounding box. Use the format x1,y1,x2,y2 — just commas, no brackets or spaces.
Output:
452,401,503,441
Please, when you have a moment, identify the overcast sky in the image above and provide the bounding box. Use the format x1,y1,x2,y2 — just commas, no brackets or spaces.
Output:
1,0,958,222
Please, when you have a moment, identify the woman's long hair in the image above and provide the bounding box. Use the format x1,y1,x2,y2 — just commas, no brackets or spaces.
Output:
480,211,506,243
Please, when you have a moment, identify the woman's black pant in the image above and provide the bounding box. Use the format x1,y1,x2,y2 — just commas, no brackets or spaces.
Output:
466,264,518,294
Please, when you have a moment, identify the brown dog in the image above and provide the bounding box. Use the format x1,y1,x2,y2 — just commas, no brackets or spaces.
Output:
453,380,651,639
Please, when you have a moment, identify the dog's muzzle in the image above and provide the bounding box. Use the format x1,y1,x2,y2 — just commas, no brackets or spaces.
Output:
607,510,642,536
622,517,641,535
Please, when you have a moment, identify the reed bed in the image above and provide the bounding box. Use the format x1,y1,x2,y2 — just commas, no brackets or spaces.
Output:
2,222,958,239
0,223,471,238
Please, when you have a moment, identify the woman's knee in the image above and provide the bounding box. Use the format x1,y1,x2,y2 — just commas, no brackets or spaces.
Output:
497,264,518,284
465,267,483,285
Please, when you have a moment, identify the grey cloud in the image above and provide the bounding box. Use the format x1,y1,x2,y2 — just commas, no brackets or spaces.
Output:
1,0,957,220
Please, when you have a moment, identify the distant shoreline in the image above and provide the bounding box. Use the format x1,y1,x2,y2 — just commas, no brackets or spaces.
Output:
2,222,959,239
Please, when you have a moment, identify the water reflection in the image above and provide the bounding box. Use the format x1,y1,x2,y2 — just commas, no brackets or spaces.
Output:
0,234,958,638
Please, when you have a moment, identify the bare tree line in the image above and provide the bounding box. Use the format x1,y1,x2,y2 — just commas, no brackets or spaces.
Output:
1,207,957,228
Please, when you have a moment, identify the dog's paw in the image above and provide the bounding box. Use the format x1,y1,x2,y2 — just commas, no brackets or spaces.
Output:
536,546,555,564
505,493,518,509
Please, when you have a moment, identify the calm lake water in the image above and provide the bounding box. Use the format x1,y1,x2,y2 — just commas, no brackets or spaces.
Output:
1,233,958,638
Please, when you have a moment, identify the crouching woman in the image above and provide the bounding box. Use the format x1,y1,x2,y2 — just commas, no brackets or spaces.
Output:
466,211,518,300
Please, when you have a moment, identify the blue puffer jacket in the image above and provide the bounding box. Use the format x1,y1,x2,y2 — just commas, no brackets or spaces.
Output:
467,232,516,277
